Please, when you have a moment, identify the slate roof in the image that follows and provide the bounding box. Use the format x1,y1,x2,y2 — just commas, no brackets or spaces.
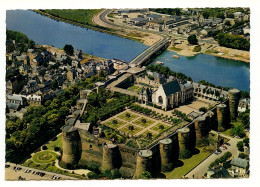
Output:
162,80,181,96
231,158,248,169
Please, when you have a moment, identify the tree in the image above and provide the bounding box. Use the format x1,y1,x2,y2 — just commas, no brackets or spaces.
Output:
188,34,198,45
51,79,59,90
237,141,244,152
63,44,74,56
243,137,249,147
140,171,152,179
199,107,207,113
224,21,231,26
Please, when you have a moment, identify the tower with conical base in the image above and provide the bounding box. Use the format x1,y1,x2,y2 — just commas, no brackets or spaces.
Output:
178,127,192,159
61,126,80,166
194,115,208,143
228,89,241,121
159,138,173,172
134,149,153,178
102,143,121,171
217,103,228,131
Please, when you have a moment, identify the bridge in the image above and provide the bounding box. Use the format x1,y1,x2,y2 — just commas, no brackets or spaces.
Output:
98,9,171,67
129,37,170,67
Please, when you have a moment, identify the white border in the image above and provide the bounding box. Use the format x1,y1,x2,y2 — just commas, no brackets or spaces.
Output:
1,0,260,187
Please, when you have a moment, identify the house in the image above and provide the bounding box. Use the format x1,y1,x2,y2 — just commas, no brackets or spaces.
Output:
238,98,250,113
129,17,148,26
26,94,42,106
153,79,194,111
229,158,249,177
6,94,27,110
23,80,39,94
207,165,232,178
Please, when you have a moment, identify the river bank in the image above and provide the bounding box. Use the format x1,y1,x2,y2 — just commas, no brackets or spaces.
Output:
33,9,160,46
167,40,250,63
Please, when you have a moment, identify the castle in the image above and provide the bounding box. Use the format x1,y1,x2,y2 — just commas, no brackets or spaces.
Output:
59,85,241,178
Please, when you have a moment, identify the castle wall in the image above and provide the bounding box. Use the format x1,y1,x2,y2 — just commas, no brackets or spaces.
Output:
135,77,160,87
78,129,103,165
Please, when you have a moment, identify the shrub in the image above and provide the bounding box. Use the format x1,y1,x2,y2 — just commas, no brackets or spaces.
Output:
159,125,164,130
129,126,134,131
54,147,60,152
112,120,118,124
126,113,131,118
141,118,147,124
179,150,192,159
162,163,173,172
42,145,48,150
139,171,152,179
237,141,244,152
87,172,98,179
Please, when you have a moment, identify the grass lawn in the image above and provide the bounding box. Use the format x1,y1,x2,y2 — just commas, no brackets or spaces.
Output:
120,124,143,135
137,138,152,148
23,159,84,179
151,123,171,133
47,134,62,151
32,151,57,164
222,121,242,137
104,119,125,129
133,117,155,127
117,112,139,122
44,9,103,26
164,147,211,179
127,85,143,93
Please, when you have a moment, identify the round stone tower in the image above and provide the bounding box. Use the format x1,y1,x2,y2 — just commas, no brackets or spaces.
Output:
61,126,80,165
102,143,121,171
217,104,228,131
134,149,153,178
194,115,208,141
178,127,191,159
228,89,241,121
206,110,215,131
159,138,173,171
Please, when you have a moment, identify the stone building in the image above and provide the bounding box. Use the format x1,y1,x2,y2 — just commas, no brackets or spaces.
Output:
153,80,194,111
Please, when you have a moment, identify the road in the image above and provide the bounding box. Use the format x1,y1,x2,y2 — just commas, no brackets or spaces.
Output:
5,162,77,180
185,136,240,179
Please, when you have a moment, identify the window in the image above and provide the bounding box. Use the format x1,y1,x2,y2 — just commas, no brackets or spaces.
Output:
89,144,93,150
158,96,163,104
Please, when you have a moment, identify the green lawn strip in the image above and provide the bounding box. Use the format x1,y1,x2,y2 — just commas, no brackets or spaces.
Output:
44,9,103,26
133,117,155,127
32,151,57,164
164,147,211,179
23,159,84,179
120,124,143,135
47,134,63,151
150,123,171,133
104,119,125,129
117,112,139,122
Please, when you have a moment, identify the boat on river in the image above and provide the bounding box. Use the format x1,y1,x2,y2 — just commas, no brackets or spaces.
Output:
155,61,164,65
172,55,179,59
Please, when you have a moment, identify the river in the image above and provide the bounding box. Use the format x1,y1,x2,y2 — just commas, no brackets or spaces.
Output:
6,10,250,91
